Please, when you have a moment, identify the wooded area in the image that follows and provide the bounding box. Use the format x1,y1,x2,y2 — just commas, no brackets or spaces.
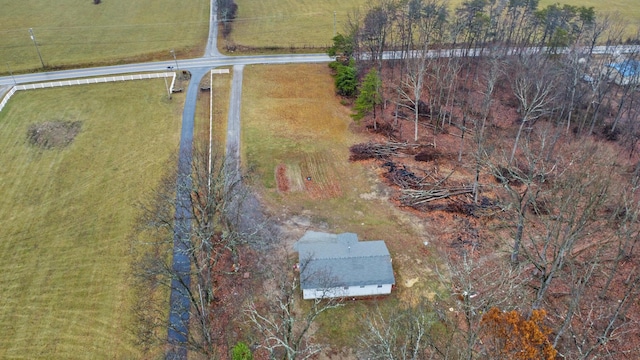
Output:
332,0,640,358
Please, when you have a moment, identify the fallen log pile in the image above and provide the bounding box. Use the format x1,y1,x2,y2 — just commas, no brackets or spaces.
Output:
383,161,427,189
349,141,477,210
400,187,474,207
349,142,421,161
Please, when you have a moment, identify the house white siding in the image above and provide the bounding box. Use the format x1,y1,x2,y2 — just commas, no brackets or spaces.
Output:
296,231,396,300
608,72,637,86
303,284,393,300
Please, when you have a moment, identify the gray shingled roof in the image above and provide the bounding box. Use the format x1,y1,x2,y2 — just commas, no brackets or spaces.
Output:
295,231,395,289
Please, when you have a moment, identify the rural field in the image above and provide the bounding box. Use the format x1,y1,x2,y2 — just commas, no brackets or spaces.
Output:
0,81,182,359
0,0,209,73
228,0,640,50
241,63,445,346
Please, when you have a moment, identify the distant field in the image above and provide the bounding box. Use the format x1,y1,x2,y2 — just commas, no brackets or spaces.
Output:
0,0,209,73
229,0,639,49
0,81,182,359
228,0,368,49
538,0,640,27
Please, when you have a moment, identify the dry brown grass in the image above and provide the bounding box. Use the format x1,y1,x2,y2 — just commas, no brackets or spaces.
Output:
195,67,233,153
241,63,448,349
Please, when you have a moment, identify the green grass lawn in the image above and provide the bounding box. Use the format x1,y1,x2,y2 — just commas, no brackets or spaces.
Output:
229,0,639,49
0,81,182,359
0,0,209,73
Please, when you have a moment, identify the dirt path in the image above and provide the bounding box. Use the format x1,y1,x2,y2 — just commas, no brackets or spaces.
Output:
205,0,223,58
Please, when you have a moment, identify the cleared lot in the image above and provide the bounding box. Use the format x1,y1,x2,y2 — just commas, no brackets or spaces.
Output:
241,64,444,347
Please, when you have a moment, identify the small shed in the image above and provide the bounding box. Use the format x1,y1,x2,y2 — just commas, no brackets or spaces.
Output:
295,231,395,300
606,59,640,85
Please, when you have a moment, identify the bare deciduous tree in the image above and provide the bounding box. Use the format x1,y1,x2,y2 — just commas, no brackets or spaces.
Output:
397,56,429,142
520,144,611,309
567,272,640,359
358,299,450,360
486,130,557,265
435,250,527,360
509,55,560,164
132,142,252,358
245,252,343,360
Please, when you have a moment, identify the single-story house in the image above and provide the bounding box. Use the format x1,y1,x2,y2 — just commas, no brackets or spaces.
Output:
295,231,395,300
605,59,640,86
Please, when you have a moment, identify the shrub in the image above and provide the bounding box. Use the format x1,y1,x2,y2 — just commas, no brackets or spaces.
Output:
231,342,253,360
334,59,357,97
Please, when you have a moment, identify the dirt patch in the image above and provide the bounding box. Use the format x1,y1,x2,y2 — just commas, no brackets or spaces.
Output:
275,160,342,199
275,163,290,192
414,147,440,162
404,277,420,287
304,177,341,199
27,121,82,149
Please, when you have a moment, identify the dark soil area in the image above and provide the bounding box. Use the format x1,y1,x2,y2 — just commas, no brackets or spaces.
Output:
27,121,82,149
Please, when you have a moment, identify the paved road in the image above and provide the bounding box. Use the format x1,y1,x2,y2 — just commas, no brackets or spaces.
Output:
0,54,332,87
6,45,640,87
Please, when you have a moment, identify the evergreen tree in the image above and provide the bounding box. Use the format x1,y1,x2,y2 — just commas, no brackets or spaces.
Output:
332,59,358,97
352,68,382,126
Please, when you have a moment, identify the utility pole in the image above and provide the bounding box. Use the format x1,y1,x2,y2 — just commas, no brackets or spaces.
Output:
6,63,17,85
170,49,179,71
333,11,337,37
209,69,213,193
29,28,45,69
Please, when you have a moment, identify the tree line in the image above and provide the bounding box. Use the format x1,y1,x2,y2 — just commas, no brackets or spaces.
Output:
330,0,639,150
218,0,239,39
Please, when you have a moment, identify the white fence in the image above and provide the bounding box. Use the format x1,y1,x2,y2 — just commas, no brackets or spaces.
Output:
0,86,17,113
0,72,176,113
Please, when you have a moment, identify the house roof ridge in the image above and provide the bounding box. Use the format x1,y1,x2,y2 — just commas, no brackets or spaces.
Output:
316,253,390,260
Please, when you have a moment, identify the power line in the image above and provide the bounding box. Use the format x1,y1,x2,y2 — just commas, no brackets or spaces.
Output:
28,28,45,68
